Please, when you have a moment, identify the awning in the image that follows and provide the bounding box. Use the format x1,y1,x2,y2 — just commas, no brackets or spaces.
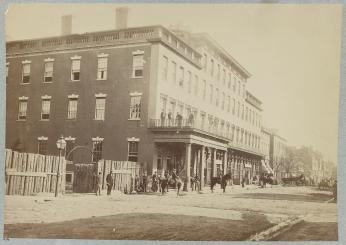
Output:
261,160,274,174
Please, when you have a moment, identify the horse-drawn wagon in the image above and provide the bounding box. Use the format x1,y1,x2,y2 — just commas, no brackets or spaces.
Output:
281,174,306,186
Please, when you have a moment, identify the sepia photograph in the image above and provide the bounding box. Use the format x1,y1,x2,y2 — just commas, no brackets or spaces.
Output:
3,2,342,241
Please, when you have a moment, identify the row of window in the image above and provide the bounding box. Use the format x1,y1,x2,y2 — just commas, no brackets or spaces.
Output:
17,93,142,121
160,95,261,128
161,55,246,99
37,137,139,163
6,50,145,84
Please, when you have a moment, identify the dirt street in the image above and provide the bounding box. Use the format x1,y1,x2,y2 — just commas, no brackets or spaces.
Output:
4,185,337,240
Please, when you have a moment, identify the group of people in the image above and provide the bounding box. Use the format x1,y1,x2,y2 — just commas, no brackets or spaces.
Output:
151,169,180,194
94,170,114,196
160,111,194,127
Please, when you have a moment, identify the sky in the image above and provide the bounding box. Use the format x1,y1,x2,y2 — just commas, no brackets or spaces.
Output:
5,3,342,163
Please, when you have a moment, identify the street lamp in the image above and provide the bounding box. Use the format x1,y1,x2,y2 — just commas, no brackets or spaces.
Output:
55,135,66,197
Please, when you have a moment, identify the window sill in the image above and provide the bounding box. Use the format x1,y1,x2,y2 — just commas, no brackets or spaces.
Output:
40,119,50,121
94,119,105,121
43,81,53,84
16,119,26,122
128,118,141,121
96,78,107,81
20,83,30,85
69,80,80,82
132,76,143,79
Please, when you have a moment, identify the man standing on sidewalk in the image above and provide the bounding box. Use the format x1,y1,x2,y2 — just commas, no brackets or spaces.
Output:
142,174,147,192
106,170,113,195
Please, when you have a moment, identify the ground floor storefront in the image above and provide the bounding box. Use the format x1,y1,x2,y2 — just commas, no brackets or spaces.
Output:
150,142,263,189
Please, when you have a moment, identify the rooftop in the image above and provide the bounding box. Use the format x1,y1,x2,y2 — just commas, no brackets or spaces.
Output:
6,25,202,68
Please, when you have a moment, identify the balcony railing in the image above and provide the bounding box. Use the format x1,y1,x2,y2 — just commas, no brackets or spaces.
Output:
149,118,227,139
149,119,262,155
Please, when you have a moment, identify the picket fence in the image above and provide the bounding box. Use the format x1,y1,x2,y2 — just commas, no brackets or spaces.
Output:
5,149,66,196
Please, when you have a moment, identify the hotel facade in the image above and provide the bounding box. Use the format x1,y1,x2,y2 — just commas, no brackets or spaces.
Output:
6,23,264,188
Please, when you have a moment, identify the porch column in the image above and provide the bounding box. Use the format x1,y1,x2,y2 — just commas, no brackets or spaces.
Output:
212,148,217,177
152,144,159,174
184,143,191,191
223,151,228,175
200,146,205,190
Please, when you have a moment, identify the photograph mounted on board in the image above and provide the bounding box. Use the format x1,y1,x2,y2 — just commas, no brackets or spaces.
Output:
3,3,341,241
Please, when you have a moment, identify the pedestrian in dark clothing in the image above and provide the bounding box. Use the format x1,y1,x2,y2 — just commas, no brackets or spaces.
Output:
142,174,147,192
106,171,113,195
241,176,246,188
96,171,102,196
176,113,183,127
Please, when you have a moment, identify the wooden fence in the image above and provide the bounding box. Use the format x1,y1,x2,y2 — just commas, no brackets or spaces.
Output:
5,149,66,196
73,163,97,193
97,160,142,193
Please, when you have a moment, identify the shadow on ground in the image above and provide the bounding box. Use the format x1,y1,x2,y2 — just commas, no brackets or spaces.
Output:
233,192,332,203
270,221,338,241
4,212,273,240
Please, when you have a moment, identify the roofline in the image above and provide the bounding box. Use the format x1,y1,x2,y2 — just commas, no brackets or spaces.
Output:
6,25,165,44
194,32,251,78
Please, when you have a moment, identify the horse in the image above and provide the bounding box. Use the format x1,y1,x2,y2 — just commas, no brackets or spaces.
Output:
159,176,169,195
260,173,274,188
210,173,232,193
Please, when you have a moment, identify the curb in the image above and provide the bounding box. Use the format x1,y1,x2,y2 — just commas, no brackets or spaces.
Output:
247,215,304,241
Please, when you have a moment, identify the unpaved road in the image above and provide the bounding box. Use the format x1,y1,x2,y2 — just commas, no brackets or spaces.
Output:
4,185,337,240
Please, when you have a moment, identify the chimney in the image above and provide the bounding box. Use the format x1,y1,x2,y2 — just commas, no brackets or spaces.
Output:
115,7,128,29
61,15,72,35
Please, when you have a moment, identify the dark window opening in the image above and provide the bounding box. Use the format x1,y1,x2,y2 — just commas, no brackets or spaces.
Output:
22,75,30,83
44,76,53,83
72,72,80,81
134,69,143,77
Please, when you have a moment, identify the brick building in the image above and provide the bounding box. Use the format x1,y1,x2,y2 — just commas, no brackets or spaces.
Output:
6,19,264,188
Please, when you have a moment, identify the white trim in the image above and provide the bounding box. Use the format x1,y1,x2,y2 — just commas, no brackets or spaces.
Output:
129,92,143,97
7,43,151,59
97,53,109,58
70,55,81,60
44,58,55,62
127,137,140,142
92,137,104,141
68,94,79,99
21,60,31,64
65,136,76,141
19,96,29,100
6,62,9,66
37,136,48,141
95,93,107,98
132,50,144,55
41,95,52,99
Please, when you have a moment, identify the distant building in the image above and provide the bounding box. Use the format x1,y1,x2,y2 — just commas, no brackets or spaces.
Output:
269,130,287,180
6,14,265,188
310,151,333,184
